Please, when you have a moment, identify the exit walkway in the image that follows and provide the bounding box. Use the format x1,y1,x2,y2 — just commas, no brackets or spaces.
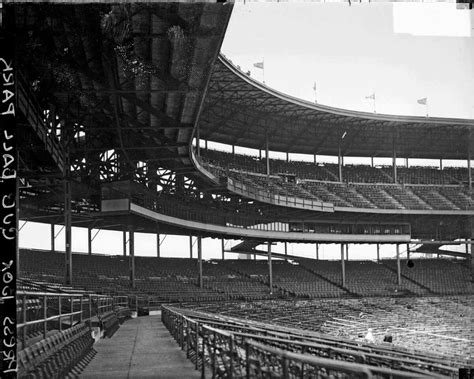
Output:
81,314,200,378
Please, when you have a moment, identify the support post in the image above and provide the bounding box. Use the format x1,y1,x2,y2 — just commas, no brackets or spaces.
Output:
196,123,200,156
406,243,410,260
286,152,289,162
156,229,161,258
465,239,471,264
440,159,443,170
123,230,127,256
197,237,203,288
341,244,346,287
189,236,193,259
371,157,374,167
313,154,317,164
221,239,225,260
393,148,398,183
265,129,270,177
396,244,401,285
232,145,235,156
345,244,349,261
129,228,135,289
284,242,288,256
338,144,343,182
88,228,92,255
64,169,72,286
51,224,55,253
376,243,380,263
268,242,273,293
468,152,472,191
316,243,319,260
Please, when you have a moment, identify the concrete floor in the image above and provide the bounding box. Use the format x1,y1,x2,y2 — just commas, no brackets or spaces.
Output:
81,315,200,378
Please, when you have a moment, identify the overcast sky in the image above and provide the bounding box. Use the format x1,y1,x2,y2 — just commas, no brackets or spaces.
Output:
222,2,474,118
21,3,473,259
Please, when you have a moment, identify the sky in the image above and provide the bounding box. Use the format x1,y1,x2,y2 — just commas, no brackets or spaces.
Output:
20,2,473,260
222,2,474,118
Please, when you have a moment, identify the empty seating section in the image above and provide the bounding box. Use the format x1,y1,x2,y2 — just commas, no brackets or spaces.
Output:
200,149,473,211
166,297,472,376
384,259,472,295
21,250,473,302
386,166,458,185
18,323,94,378
408,186,459,210
381,185,428,209
200,149,469,184
354,184,403,209
202,261,273,300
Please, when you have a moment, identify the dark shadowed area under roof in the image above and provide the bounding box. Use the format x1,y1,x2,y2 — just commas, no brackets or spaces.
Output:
199,56,474,160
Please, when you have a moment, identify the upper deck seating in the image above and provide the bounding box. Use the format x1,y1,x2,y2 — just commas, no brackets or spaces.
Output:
201,150,472,211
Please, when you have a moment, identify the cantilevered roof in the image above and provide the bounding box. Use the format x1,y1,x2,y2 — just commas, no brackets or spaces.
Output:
199,56,474,160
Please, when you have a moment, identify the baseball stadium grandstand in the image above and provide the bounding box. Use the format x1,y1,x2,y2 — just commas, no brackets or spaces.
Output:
2,1,473,378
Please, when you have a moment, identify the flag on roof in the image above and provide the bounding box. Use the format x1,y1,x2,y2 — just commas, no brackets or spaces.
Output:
417,97,427,105
253,61,264,69
365,93,375,100
313,82,317,91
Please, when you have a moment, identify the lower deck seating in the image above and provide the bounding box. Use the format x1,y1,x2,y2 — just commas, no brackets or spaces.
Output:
20,250,472,301
18,323,94,379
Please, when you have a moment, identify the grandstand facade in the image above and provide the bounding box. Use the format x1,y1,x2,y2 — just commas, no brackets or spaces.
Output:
2,1,473,377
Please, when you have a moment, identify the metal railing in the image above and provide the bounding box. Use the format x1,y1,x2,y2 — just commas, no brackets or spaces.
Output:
17,290,123,349
161,306,438,379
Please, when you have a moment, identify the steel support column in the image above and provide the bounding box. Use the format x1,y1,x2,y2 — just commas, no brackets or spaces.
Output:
265,130,270,177
345,244,349,261
285,242,288,256
316,243,319,260
221,239,225,260
197,237,203,288
156,227,160,258
189,236,193,259
406,243,410,260
196,123,200,156
393,148,398,183
51,224,55,253
468,152,472,191
376,243,380,263
64,130,72,285
129,228,135,289
123,230,127,256
268,242,273,293
341,244,346,287
466,239,471,264
88,228,92,255
396,244,401,285
338,144,343,182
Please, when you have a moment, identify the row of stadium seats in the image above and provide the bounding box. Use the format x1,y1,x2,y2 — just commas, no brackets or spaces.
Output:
223,170,473,210
200,149,469,184
185,295,472,362
18,323,94,378
163,302,470,377
20,250,472,301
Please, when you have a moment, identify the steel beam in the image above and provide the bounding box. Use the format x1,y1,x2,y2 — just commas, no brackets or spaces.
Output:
396,244,401,285
129,228,135,289
268,241,273,293
88,227,92,255
197,237,203,288
341,243,346,287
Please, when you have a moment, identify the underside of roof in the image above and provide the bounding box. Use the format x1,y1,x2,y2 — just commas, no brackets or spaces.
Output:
199,56,474,160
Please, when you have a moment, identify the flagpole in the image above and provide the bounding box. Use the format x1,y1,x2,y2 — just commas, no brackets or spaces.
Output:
373,93,376,114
